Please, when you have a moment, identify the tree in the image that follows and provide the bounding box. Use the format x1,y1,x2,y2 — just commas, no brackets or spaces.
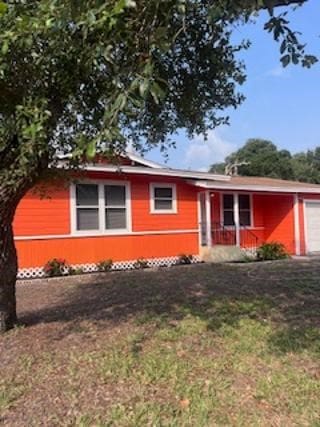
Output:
291,148,320,183
210,139,295,179
0,0,316,332
210,140,320,183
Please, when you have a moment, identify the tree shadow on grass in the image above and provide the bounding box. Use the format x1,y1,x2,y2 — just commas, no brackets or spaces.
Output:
17,260,320,354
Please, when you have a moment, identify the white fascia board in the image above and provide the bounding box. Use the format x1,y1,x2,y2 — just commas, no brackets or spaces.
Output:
190,180,320,194
78,164,230,181
126,152,164,169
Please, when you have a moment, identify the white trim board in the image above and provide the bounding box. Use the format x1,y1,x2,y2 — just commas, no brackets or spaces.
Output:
15,229,199,241
57,163,230,182
190,180,320,194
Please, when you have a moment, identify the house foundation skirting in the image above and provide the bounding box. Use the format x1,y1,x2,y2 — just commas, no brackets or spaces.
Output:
17,255,201,280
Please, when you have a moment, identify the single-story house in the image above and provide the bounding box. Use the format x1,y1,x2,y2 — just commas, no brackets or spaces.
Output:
14,152,320,278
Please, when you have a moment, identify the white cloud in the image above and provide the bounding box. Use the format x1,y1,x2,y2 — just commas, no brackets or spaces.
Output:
266,65,289,78
184,129,236,171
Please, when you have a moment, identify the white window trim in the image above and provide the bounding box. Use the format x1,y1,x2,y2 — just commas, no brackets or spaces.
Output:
70,180,132,236
149,183,177,214
220,192,254,229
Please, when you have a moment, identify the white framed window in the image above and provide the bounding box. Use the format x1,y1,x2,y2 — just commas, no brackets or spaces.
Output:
222,193,252,227
71,181,131,235
150,183,177,214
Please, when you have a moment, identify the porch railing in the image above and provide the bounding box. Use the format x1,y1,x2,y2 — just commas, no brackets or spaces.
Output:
211,222,236,246
211,222,260,251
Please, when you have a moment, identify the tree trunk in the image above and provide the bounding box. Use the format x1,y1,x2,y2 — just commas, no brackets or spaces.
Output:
0,221,18,333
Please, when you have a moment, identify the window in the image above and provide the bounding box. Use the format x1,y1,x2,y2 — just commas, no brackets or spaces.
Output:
223,194,234,226
222,193,252,227
239,194,251,226
76,184,99,230
150,183,177,213
73,182,130,233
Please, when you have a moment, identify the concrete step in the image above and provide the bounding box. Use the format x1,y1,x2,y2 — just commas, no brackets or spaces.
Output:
200,245,245,263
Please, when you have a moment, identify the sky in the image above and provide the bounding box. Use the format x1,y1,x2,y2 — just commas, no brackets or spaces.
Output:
145,0,320,171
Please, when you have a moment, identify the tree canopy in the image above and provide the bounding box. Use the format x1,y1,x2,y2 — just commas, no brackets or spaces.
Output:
210,139,320,184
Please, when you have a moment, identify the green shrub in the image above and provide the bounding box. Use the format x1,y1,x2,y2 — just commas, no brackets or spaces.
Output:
133,258,149,269
44,258,68,277
69,267,85,275
257,242,289,261
176,254,194,265
96,259,113,272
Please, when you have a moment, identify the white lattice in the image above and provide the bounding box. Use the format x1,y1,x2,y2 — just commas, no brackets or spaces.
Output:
241,247,258,257
17,255,201,280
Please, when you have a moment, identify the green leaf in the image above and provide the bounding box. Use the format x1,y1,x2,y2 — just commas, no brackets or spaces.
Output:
280,54,290,68
0,2,7,16
1,41,8,55
280,40,287,55
139,79,149,98
86,140,96,159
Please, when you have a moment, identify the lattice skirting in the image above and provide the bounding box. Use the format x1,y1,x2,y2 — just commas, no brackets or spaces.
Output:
17,255,201,280
241,247,258,257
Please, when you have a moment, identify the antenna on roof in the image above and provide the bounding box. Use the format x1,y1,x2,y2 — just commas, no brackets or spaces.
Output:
225,160,250,176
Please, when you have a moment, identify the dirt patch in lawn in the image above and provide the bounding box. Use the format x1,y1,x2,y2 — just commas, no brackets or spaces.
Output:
1,259,319,426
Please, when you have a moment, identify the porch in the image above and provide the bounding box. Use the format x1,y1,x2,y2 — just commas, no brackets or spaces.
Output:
198,190,299,256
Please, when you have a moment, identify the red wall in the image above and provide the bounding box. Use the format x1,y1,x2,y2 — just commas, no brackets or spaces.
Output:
209,191,307,254
14,172,200,268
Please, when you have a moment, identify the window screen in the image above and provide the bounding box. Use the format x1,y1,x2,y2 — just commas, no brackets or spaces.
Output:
152,186,174,211
75,184,99,230
104,185,127,230
223,194,234,226
239,195,251,226
74,183,128,232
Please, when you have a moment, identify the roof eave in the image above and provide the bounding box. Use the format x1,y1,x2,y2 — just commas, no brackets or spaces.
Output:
190,180,320,194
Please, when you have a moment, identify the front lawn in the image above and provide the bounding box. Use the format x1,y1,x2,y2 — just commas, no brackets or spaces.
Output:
1,259,319,426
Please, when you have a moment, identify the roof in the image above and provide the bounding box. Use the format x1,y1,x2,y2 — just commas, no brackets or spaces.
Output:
229,176,320,189
191,175,320,194
80,163,230,181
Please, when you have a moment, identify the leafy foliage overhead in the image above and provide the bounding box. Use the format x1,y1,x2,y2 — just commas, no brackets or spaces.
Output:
0,0,316,195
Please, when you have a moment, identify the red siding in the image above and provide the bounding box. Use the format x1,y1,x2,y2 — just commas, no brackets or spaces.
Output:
13,184,70,236
260,194,295,254
14,172,200,268
16,233,198,268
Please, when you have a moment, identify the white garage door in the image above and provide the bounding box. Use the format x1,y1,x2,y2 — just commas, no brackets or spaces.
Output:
305,201,320,253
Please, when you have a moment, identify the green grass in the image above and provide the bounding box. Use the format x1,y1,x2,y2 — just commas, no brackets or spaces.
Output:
1,260,320,425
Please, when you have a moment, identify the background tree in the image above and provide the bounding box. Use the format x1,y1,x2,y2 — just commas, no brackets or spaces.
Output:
211,139,295,179
0,0,316,332
210,139,320,183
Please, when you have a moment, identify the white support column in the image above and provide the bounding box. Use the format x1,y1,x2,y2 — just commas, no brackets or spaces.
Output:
234,192,240,247
205,191,212,247
293,193,301,256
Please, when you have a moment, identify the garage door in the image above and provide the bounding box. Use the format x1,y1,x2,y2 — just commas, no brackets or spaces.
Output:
305,201,320,253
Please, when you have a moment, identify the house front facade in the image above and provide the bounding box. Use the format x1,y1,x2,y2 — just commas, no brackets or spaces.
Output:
13,153,320,278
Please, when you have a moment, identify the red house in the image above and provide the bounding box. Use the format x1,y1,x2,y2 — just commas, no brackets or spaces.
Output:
14,153,320,278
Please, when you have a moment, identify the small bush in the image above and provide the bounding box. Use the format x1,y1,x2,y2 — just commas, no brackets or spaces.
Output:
176,254,194,265
44,258,68,277
133,258,149,269
257,242,289,261
96,259,113,272
69,267,85,275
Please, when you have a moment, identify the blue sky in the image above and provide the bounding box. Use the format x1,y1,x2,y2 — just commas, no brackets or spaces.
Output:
146,0,320,171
